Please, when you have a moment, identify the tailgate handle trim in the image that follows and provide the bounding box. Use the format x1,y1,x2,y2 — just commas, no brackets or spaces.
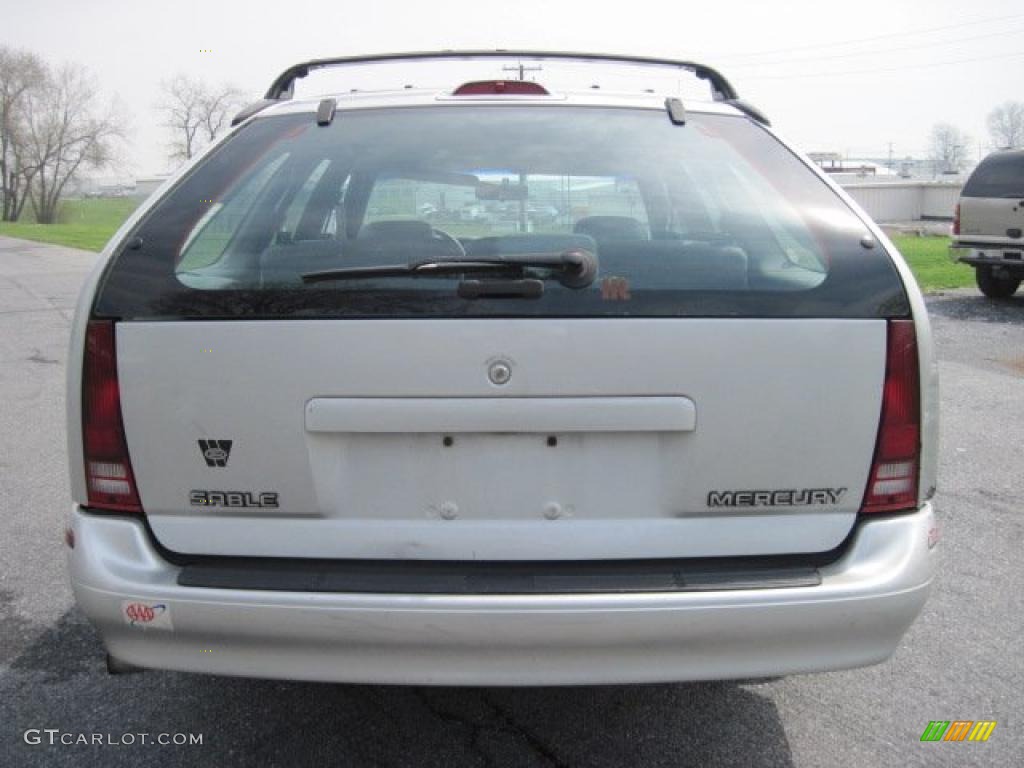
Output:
305,397,696,433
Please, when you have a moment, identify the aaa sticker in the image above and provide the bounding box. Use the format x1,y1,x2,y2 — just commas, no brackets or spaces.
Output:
121,600,173,630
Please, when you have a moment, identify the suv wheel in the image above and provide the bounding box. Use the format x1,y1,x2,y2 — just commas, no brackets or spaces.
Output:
975,266,1021,298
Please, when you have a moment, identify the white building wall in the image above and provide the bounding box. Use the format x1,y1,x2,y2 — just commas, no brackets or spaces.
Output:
839,181,961,223
921,185,961,220
133,177,172,200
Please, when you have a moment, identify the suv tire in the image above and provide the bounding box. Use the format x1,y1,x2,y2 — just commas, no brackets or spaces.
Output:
975,266,1021,298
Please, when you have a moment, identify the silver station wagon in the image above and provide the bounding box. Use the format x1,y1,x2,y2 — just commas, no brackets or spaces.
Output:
66,51,939,685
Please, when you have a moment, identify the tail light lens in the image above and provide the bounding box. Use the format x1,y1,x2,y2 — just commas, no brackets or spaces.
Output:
82,320,142,512
861,320,920,513
953,203,960,235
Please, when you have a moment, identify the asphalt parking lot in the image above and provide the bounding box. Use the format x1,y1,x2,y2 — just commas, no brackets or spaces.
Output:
0,234,1021,767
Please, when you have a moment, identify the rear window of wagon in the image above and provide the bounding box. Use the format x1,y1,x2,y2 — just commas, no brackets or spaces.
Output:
94,107,909,319
962,151,1024,198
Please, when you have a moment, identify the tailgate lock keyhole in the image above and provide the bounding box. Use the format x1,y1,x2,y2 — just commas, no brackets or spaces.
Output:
543,502,565,520
488,360,512,386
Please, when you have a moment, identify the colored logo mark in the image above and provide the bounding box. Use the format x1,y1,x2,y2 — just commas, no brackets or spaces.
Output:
600,276,631,301
198,439,233,468
920,721,996,742
124,602,166,626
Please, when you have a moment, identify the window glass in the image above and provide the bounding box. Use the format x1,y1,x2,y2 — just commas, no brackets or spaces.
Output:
281,158,331,235
97,108,908,319
178,153,289,272
962,152,1024,198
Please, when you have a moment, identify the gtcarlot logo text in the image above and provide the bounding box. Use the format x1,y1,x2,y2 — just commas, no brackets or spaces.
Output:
24,729,203,746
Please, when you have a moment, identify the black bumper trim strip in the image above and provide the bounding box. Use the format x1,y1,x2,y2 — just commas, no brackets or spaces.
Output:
177,558,822,594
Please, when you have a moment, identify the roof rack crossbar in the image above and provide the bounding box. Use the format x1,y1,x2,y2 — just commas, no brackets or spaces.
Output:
232,51,771,128
263,50,740,102
725,98,771,126
231,98,278,127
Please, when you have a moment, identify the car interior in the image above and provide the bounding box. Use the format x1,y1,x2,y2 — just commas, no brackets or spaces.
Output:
177,145,827,296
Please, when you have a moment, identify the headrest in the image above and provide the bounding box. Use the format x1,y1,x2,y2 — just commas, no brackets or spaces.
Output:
573,216,648,242
359,220,433,241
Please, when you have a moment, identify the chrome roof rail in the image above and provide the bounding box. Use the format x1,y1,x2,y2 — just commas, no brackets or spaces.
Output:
233,50,768,127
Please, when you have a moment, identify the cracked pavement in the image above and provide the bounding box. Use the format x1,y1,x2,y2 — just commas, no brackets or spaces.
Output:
1,235,1022,767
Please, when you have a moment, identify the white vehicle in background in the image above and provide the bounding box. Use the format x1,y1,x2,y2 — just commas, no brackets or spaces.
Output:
951,149,1024,298
458,202,487,222
65,51,938,685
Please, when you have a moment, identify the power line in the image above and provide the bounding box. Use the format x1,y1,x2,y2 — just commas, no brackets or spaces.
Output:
716,12,1024,60
726,26,1024,68
742,49,1024,79
502,61,543,81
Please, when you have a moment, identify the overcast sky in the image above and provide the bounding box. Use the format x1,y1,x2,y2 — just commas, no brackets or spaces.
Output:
4,0,1023,176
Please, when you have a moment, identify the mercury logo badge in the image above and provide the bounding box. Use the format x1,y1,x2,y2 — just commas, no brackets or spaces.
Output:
707,488,847,508
198,439,232,468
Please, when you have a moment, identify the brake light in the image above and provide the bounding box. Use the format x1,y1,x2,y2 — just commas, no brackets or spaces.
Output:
953,203,960,235
82,320,142,512
861,320,920,513
452,80,549,96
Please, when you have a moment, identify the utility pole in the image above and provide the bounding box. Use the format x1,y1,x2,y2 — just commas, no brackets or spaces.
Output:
497,62,540,233
502,61,543,81
500,61,543,233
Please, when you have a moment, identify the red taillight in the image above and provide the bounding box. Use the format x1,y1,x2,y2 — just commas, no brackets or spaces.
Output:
452,80,549,96
82,320,142,513
860,320,920,514
953,203,960,235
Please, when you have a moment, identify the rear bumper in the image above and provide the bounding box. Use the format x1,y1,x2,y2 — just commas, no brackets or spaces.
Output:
950,241,1024,267
67,504,937,685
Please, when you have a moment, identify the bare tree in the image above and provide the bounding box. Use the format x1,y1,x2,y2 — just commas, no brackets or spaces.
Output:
928,123,969,175
987,101,1024,150
200,84,243,143
0,46,47,221
159,75,205,165
159,75,242,166
21,65,123,224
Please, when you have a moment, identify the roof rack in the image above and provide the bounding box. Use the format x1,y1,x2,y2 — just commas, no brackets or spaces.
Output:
233,50,767,126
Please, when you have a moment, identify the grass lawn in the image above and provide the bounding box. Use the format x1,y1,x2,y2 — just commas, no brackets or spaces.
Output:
0,197,142,252
0,200,975,294
890,234,973,292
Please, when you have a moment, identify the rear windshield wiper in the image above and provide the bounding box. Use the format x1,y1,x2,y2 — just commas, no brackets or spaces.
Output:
301,248,598,289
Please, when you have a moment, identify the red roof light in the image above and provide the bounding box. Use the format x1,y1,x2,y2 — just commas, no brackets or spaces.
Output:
452,80,549,96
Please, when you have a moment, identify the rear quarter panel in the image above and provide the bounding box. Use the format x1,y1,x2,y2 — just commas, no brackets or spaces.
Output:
771,130,939,503
66,135,238,504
